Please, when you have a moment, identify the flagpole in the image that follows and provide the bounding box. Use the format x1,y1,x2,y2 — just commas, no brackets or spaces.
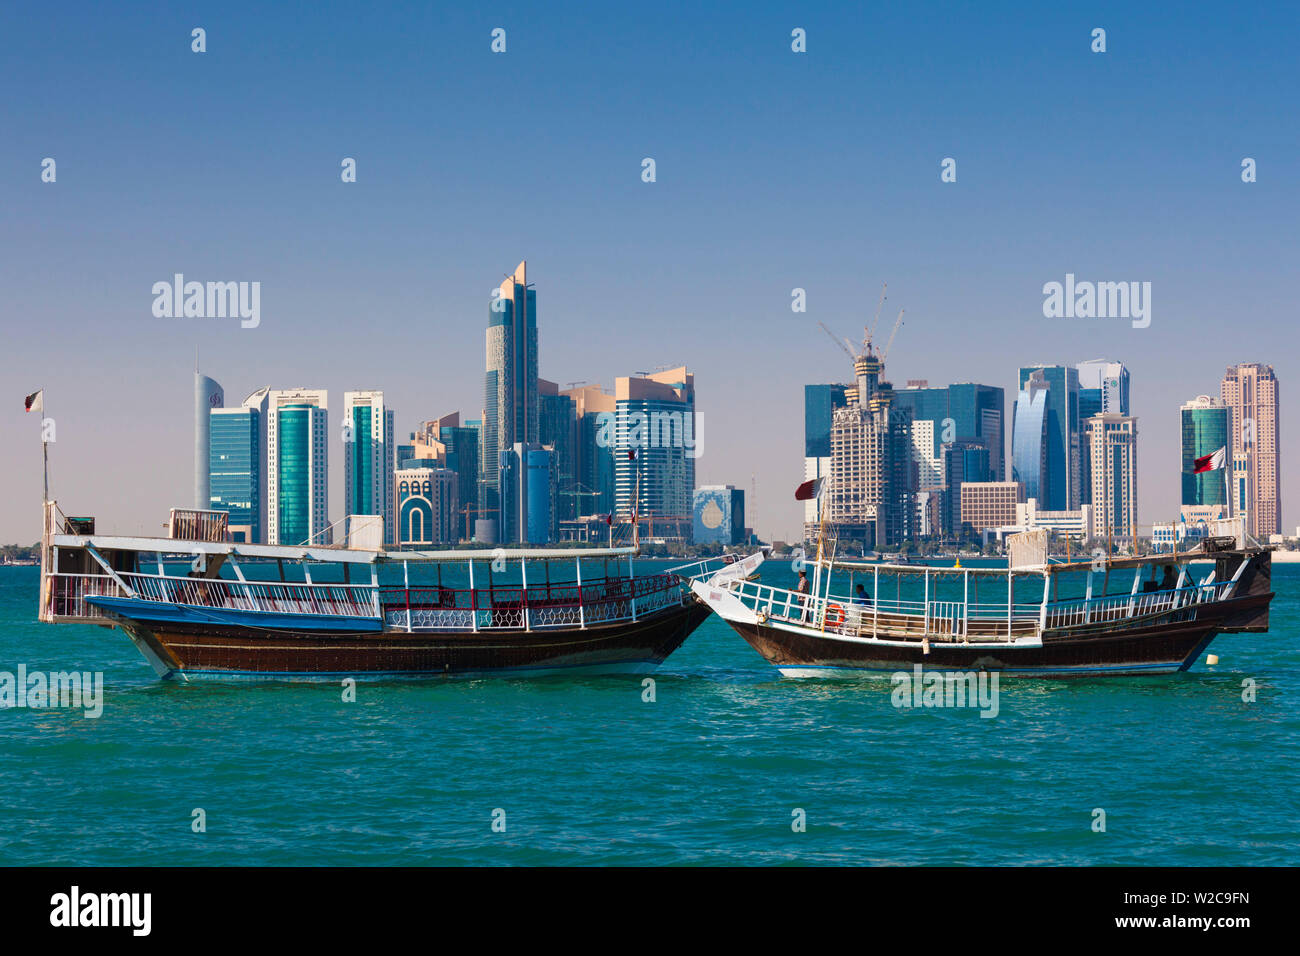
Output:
31,388,48,504
1224,455,1232,521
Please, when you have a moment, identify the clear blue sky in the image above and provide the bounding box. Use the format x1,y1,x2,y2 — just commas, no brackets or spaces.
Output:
1,1,1296,542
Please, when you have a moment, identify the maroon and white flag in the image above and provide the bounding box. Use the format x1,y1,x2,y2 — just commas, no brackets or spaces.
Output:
1193,446,1226,474
23,389,43,413
794,476,825,501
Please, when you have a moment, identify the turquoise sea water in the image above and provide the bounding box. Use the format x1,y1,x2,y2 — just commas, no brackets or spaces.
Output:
1,560,1296,866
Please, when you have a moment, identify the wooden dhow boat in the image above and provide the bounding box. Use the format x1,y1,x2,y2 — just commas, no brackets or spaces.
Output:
679,531,1273,678
35,503,736,680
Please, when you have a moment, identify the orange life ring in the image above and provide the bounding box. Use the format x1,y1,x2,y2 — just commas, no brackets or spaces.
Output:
826,603,845,627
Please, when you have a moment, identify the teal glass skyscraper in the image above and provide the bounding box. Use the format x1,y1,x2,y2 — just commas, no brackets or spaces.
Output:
343,390,396,545
267,389,329,546
1181,395,1231,508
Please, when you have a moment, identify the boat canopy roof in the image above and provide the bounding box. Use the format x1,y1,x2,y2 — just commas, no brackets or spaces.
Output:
50,533,638,565
821,546,1248,577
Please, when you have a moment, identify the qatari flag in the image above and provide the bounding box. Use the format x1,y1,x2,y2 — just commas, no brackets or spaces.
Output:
1194,447,1226,474
23,389,43,413
794,476,825,501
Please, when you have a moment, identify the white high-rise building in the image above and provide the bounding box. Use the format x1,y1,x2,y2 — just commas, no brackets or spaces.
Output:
910,419,943,490
266,388,329,546
1085,413,1138,541
1221,363,1281,538
343,390,397,544
194,372,224,510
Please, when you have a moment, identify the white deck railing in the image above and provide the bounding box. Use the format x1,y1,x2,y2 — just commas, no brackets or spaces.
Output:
710,575,1238,643
47,571,380,619
46,568,687,633
1042,580,1236,628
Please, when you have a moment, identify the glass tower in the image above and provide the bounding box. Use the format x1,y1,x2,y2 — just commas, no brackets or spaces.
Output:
343,390,396,544
891,382,1004,478
804,384,850,457
482,261,538,531
1181,396,1231,508
539,382,577,529
278,405,313,547
209,407,260,543
613,370,697,521
1012,373,1050,505
266,389,329,546
1016,365,1080,510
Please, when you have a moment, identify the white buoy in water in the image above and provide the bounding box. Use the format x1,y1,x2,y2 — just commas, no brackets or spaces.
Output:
1206,654,1220,666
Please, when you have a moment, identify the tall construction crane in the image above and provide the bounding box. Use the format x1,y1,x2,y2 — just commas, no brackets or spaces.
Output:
816,282,892,363
818,321,856,361
880,308,906,363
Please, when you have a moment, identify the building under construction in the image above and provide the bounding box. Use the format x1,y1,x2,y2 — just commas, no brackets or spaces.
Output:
827,354,915,550
812,290,918,550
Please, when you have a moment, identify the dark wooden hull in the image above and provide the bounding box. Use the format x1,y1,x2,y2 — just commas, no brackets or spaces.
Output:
727,591,1274,678
105,599,712,680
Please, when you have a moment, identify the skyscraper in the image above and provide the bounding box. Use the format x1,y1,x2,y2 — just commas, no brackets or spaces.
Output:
942,440,992,538
538,378,577,529
438,415,480,537
1076,360,1131,416
1221,363,1281,537
803,384,849,533
1085,413,1138,540
612,368,697,520
209,387,269,543
1076,360,1130,505
499,443,552,544
828,350,913,549
482,260,539,537
891,381,1005,537
891,382,1005,477
1015,365,1080,510
563,383,618,519
267,388,329,546
343,390,396,544
194,372,224,510
1011,371,1049,505
1180,395,1231,511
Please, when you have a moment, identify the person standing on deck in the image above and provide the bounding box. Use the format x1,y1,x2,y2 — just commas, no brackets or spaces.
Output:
795,570,810,621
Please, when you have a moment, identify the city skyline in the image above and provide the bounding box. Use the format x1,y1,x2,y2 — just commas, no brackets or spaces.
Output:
3,2,1297,543
5,298,1291,546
